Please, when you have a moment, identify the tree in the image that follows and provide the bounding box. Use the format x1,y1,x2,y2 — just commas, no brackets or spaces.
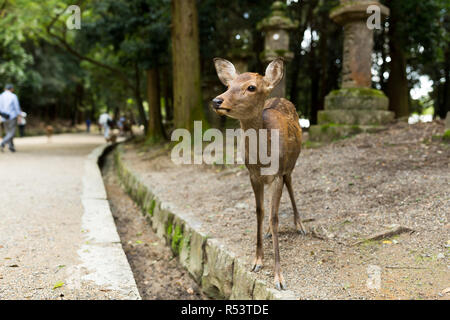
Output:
171,0,207,131
287,0,341,123
382,0,444,119
0,0,34,86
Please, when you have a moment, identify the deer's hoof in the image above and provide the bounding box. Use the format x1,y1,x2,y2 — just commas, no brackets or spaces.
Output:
252,257,263,272
274,273,286,290
274,279,287,291
251,264,263,273
296,222,308,236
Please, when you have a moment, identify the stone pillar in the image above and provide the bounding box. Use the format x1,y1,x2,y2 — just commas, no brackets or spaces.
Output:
309,0,395,142
257,1,298,98
341,20,373,88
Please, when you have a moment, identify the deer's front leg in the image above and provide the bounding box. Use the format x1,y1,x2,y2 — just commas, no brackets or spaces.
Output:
270,176,286,290
250,176,264,272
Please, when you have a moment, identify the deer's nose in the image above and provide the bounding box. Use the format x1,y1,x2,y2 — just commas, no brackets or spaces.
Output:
212,98,224,109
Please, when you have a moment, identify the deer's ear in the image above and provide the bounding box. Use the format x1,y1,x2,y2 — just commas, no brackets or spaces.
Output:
263,58,284,92
214,58,238,86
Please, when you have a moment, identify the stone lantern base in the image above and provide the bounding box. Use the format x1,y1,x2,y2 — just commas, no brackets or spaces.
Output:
309,88,395,142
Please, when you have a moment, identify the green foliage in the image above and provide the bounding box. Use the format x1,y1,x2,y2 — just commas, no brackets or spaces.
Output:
0,0,34,86
79,0,171,69
148,199,156,216
382,0,444,62
171,224,183,255
378,0,449,118
443,130,450,142
0,0,447,126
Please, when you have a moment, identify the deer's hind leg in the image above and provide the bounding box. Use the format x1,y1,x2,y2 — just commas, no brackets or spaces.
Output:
250,176,264,272
269,176,286,290
284,174,307,235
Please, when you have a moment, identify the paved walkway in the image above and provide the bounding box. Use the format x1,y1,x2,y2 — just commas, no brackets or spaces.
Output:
0,134,139,299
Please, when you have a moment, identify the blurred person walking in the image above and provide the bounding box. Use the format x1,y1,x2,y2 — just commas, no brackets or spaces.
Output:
0,84,21,152
98,112,112,140
86,118,91,133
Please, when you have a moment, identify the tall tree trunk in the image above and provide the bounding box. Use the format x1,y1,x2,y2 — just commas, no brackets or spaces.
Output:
146,68,166,141
162,66,173,122
90,91,97,120
386,10,409,119
171,0,207,131
436,47,449,119
71,83,83,126
318,15,329,111
309,33,320,124
134,63,148,133
289,1,314,108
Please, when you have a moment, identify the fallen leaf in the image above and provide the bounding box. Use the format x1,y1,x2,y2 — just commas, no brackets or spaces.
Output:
383,240,392,244
8,264,19,268
53,281,64,289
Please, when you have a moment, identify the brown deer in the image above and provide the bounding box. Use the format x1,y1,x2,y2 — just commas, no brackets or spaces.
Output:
212,58,307,290
45,125,54,143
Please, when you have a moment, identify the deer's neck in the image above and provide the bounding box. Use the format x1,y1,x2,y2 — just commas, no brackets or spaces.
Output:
239,114,263,132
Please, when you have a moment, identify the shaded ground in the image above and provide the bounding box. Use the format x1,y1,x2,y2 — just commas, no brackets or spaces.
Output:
121,121,449,300
102,152,206,300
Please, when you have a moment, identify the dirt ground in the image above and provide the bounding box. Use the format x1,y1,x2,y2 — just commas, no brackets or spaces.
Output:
121,120,449,300
102,153,206,300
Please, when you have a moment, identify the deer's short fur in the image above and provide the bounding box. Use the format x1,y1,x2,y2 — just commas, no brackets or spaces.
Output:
212,58,306,290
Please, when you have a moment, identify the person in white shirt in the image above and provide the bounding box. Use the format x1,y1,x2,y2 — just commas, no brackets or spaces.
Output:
98,112,112,139
0,84,21,152
18,111,27,137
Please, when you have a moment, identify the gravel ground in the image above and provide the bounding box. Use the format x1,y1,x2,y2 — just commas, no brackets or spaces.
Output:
102,152,206,300
0,134,129,299
122,120,449,300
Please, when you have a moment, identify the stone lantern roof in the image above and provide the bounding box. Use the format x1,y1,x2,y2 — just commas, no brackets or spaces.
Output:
257,1,298,32
257,1,298,63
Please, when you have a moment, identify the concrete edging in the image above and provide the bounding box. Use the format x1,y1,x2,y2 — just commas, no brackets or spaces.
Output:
114,145,298,300
66,143,141,300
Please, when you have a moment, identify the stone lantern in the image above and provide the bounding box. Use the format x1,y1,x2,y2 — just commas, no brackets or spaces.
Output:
309,0,395,142
257,1,298,98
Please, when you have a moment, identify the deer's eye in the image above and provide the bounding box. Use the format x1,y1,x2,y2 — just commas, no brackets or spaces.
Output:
247,85,256,92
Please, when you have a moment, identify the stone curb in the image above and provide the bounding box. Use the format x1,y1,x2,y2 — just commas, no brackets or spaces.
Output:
114,145,298,300
69,143,141,300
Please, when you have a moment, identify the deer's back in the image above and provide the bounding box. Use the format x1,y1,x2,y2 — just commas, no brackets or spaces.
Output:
262,97,302,174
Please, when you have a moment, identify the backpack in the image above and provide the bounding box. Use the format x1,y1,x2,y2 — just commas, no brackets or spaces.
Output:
0,111,9,120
